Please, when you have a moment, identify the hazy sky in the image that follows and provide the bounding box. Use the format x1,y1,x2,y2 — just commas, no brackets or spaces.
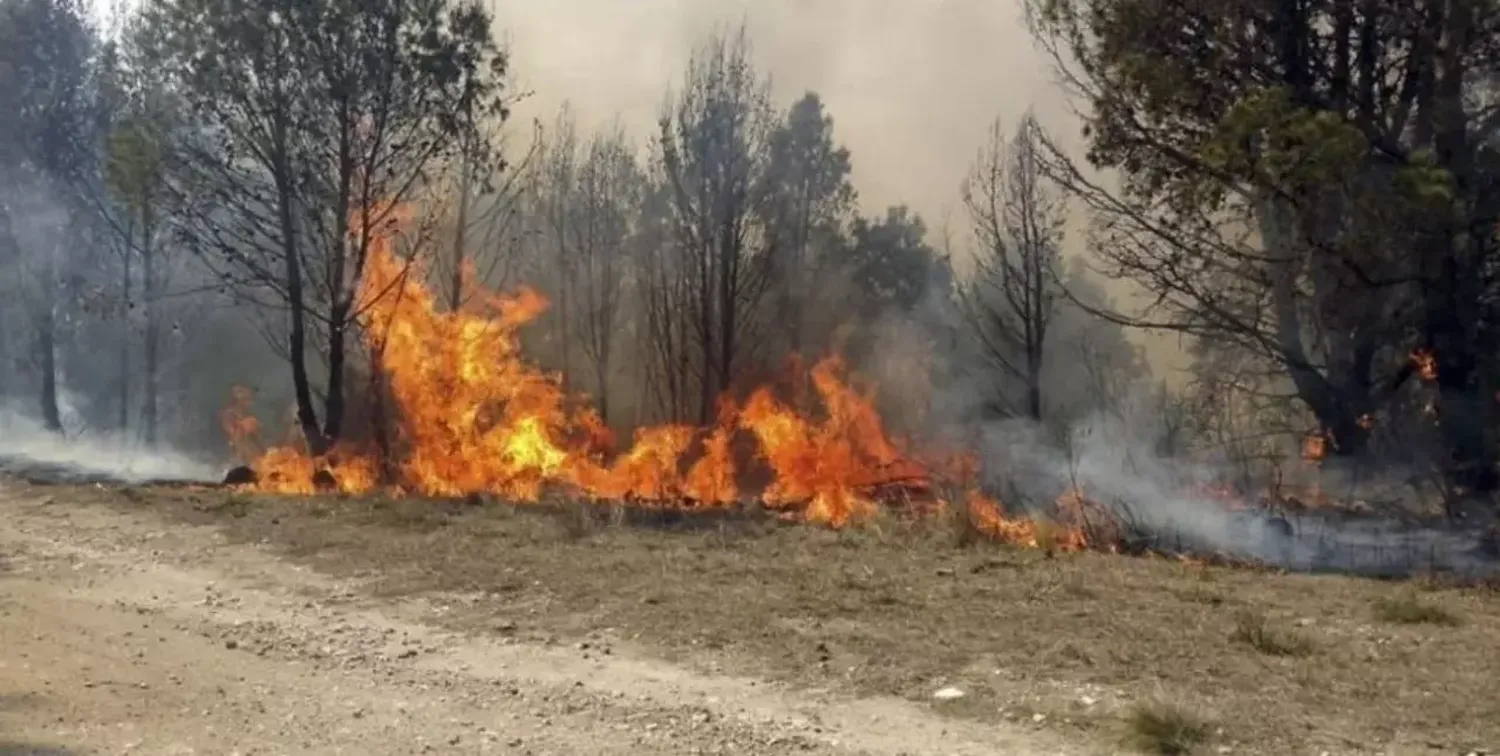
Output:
489,0,1080,232
487,0,1192,378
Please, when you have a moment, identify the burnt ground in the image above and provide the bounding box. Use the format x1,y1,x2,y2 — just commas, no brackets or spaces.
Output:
4,478,1500,755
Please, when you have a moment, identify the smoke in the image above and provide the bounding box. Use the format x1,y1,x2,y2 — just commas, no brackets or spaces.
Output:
0,403,222,485
967,403,1497,578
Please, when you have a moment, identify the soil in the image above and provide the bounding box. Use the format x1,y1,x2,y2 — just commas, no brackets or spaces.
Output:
3,479,1499,755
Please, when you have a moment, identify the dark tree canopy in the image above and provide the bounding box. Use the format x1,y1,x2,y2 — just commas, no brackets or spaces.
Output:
1031,0,1500,492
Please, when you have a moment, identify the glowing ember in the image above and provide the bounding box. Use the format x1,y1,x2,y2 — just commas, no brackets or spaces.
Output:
222,206,1083,551
1411,347,1438,382
1302,432,1329,462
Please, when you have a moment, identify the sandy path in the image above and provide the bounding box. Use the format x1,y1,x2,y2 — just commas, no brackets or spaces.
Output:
0,483,1082,755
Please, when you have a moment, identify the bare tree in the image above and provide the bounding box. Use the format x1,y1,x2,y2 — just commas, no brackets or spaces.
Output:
959,113,1064,421
568,123,646,424
427,103,538,312
148,0,507,455
96,17,189,445
532,105,581,390
653,24,777,424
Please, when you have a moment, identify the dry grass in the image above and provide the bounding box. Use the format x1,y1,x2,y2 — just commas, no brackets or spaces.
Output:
1372,593,1464,626
1230,611,1315,657
1119,702,1209,755
83,485,1500,755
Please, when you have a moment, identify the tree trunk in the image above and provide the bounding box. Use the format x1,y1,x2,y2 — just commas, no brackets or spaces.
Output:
557,243,572,394
277,168,325,455
595,353,610,425
697,235,715,426
449,152,469,312
36,302,61,433
119,222,132,435
323,312,349,445
1025,361,1042,421
142,196,159,446
716,225,735,419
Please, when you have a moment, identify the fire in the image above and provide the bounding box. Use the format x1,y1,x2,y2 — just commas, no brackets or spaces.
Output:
1301,432,1329,462
1411,347,1438,382
222,205,1085,550
964,488,1089,552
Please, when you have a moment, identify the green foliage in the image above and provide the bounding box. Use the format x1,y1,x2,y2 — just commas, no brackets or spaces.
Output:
1393,150,1456,208
848,205,945,315
104,118,165,211
1199,87,1370,190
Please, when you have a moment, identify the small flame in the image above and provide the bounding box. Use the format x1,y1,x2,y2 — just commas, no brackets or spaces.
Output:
1411,347,1438,382
962,488,1089,551
1302,432,1329,462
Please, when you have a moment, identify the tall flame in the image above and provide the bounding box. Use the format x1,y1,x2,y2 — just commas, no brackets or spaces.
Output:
222,205,1085,550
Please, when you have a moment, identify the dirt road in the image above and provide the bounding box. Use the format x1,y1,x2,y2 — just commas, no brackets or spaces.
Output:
0,482,1079,755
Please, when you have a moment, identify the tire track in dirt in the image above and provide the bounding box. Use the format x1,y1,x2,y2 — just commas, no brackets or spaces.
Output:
0,483,1085,755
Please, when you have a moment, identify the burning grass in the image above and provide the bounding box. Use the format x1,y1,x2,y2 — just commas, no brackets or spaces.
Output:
219,208,1090,555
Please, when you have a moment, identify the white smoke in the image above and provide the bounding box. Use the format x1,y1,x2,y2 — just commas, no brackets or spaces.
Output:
973,407,1495,577
0,403,221,484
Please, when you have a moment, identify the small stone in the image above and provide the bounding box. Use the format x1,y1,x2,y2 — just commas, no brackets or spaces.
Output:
1031,712,1047,723
225,639,238,650
932,687,965,701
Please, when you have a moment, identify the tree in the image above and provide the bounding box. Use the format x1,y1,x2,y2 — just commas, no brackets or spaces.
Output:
653,24,777,424
532,105,581,390
97,16,185,444
0,0,98,432
958,112,1065,421
848,205,947,318
762,92,857,356
521,108,646,423
841,204,956,436
1028,0,1500,493
428,79,529,313
147,0,507,455
569,124,646,424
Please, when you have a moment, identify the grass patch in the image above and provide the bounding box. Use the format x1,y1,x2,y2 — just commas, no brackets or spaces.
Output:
61,483,1500,755
1372,594,1463,626
1119,701,1209,755
1231,611,1314,657
946,498,990,548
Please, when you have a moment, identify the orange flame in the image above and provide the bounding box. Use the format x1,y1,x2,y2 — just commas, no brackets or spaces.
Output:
1301,432,1329,462
1411,347,1438,382
964,489,1089,551
224,204,1084,550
